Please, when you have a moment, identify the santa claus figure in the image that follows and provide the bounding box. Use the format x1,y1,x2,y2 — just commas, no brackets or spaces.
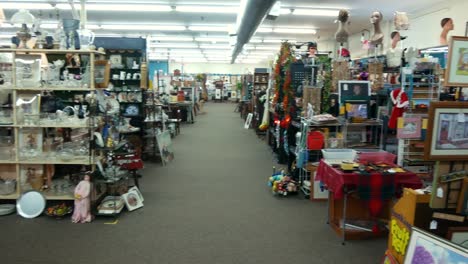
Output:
388,88,409,129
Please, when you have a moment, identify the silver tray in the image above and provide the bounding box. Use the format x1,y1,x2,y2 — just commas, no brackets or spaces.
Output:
16,191,46,218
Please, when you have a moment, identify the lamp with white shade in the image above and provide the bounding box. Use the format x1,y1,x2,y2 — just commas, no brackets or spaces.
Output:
10,9,35,49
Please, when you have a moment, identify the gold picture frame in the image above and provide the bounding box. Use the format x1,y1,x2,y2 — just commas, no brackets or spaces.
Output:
445,36,468,87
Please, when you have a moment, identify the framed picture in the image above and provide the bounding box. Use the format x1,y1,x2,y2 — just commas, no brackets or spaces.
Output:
19,164,44,191
338,80,371,104
94,60,110,88
109,55,122,68
244,113,253,129
404,227,468,263
445,36,468,87
156,131,174,165
345,100,369,120
381,250,398,264
397,117,422,139
122,189,144,211
128,186,144,202
15,54,41,88
447,227,468,249
456,177,468,215
424,102,468,160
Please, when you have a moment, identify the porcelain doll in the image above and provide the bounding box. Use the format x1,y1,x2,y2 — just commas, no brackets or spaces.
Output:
394,11,410,31
71,174,92,223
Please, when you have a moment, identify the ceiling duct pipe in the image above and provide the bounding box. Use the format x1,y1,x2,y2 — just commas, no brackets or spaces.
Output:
230,0,277,64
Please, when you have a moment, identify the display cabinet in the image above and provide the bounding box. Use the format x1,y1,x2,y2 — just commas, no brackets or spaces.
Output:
0,48,105,201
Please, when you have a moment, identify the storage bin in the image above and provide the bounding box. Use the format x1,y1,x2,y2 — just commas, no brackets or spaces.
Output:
321,149,357,161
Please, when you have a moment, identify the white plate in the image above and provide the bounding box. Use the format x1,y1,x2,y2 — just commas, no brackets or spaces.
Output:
0,204,15,216
16,191,46,218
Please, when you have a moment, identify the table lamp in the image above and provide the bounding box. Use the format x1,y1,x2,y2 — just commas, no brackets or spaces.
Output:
10,9,35,49
0,8,5,25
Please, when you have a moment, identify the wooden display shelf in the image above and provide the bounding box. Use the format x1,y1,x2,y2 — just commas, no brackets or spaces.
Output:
18,157,94,165
14,87,96,91
42,192,75,200
0,48,105,55
0,160,17,164
17,124,90,128
0,193,19,199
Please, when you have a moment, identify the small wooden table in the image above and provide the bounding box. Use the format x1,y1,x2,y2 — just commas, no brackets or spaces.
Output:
315,160,422,244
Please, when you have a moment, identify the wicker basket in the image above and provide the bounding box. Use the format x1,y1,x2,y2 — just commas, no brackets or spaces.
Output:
0,179,16,195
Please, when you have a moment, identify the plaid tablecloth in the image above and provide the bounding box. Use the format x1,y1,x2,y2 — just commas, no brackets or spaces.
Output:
315,160,422,200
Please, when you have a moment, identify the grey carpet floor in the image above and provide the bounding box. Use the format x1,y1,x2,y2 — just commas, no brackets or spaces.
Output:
0,102,386,264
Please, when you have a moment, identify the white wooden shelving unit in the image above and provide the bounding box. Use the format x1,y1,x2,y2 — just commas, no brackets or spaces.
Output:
0,48,104,201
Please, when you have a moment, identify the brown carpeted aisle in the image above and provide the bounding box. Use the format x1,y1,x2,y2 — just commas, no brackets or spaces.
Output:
0,102,386,264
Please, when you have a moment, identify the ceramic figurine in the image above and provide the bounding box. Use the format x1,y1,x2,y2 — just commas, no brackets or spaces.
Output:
71,174,92,223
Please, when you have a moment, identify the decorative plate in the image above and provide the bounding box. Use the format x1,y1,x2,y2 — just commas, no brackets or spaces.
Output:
124,104,140,116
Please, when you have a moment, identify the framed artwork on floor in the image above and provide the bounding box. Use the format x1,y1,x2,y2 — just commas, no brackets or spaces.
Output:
404,227,467,263
156,131,174,165
122,189,144,211
424,101,468,160
445,36,468,87
447,227,468,249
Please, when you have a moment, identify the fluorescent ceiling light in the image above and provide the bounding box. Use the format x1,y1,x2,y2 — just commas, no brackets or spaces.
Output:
257,27,273,33
151,36,194,41
263,39,295,43
290,9,339,17
150,49,201,54
273,28,317,34
176,6,238,14
199,45,230,50
101,25,186,31
2,3,171,12
195,37,229,43
246,46,279,51
151,43,198,48
189,26,228,32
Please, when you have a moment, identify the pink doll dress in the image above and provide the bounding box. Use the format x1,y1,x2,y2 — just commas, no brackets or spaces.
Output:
71,179,92,223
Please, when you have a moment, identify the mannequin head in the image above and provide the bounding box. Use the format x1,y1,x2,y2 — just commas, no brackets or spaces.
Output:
370,11,383,24
307,42,317,57
337,9,349,23
391,31,400,41
441,18,454,30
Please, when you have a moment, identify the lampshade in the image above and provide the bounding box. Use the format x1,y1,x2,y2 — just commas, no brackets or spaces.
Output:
0,8,5,24
10,9,35,25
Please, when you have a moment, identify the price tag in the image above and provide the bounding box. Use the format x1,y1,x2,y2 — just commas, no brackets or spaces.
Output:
430,220,438,230
343,84,348,91
436,187,444,198
458,113,465,123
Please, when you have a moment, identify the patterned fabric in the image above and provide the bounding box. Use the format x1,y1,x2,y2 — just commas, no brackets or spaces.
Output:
357,170,395,217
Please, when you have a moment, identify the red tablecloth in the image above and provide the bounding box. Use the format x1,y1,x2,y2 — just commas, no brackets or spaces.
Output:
315,160,422,199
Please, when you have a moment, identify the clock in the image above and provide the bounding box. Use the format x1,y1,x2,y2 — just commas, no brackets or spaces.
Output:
124,104,140,116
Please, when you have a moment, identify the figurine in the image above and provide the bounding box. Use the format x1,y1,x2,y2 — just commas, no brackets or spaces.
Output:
71,174,92,223
370,11,384,46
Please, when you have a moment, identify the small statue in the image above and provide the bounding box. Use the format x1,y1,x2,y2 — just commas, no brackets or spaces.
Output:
71,174,92,223
335,9,350,44
440,18,454,46
370,11,384,46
